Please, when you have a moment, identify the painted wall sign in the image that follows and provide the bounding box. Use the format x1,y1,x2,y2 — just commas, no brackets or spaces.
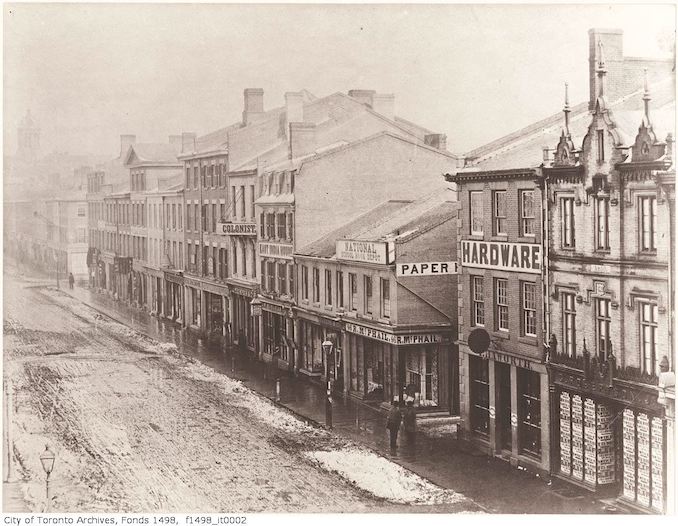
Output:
344,322,445,345
485,350,534,370
217,222,257,235
230,286,257,298
397,261,458,276
259,242,293,259
336,239,389,264
461,240,541,274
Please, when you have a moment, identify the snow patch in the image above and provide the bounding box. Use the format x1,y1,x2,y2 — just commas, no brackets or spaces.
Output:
305,448,467,505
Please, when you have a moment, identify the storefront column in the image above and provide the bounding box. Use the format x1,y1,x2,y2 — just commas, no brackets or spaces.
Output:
222,295,228,337
257,312,264,360
667,414,675,514
342,329,349,396
460,351,472,435
489,360,499,455
540,372,551,471
200,289,207,333
293,317,301,372
510,364,519,463
182,285,189,328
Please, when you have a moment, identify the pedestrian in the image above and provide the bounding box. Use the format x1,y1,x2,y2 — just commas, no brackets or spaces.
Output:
386,398,402,452
403,400,417,447
68,272,75,289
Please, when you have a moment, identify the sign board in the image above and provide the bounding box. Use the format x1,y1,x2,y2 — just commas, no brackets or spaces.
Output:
217,222,257,236
461,240,541,274
336,239,389,264
344,322,445,345
259,242,293,260
397,261,458,276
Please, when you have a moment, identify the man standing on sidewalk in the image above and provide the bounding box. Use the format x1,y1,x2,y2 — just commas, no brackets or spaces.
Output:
386,398,402,453
68,272,75,289
403,400,417,450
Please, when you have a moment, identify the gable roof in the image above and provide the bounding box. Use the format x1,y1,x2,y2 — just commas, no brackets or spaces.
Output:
124,143,181,166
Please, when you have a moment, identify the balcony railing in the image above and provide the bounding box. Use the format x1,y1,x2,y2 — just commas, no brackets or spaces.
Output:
550,350,659,386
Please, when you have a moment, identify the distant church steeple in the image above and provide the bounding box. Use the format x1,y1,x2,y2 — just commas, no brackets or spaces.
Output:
17,110,41,161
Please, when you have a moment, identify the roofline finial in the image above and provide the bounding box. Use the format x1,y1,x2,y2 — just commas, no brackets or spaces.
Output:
642,68,652,125
563,82,571,136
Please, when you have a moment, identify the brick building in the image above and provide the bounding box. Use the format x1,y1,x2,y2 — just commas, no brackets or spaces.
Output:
295,191,459,413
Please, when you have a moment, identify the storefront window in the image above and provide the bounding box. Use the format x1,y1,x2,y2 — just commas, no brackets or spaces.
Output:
470,356,490,436
405,347,438,406
364,340,383,400
518,369,541,456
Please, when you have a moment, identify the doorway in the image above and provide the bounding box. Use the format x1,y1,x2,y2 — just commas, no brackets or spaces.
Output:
496,362,512,451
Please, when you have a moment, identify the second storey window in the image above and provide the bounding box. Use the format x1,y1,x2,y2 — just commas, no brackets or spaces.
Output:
640,302,658,376
266,261,275,291
639,195,657,252
470,191,484,235
520,190,535,236
266,213,276,239
472,276,484,326
596,197,610,250
301,265,309,300
364,276,373,314
313,268,320,303
337,271,344,308
596,298,612,361
495,278,508,331
349,273,357,311
278,262,287,295
325,269,332,305
561,197,575,248
562,292,576,357
380,278,390,319
493,191,507,235
277,213,286,239
522,282,537,337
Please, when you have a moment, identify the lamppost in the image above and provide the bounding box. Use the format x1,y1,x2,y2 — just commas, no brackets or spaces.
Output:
39,444,55,511
322,339,334,429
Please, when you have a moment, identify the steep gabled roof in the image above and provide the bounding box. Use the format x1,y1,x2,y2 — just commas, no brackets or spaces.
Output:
125,143,181,166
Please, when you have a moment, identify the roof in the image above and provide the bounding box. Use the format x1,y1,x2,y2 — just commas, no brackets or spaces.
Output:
125,143,181,166
298,190,459,258
461,77,675,173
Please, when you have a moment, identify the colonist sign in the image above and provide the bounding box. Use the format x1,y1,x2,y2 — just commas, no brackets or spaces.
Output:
217,222,257,235
461,240,541,274
397,261,458,276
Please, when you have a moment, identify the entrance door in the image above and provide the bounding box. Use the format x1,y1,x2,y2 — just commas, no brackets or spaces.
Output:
209,293,223,335
496,362,512,451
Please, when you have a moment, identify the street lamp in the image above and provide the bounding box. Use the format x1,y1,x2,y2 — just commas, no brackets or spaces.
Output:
39,444,55,511
322,339,334,429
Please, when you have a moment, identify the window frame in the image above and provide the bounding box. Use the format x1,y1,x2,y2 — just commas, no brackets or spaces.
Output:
562,292,576,357
520,190,535,237
560,196,575,248
640,301,658,376
470,191,484,236
493,190,507,236
495,278,508,331
472,276,485,327
522,282,537,337
595,196,610,251
639,195,657,253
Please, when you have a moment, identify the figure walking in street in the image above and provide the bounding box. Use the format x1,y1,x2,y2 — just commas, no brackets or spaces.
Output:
403,400,417,452
386,398,402,453
68,272,75,289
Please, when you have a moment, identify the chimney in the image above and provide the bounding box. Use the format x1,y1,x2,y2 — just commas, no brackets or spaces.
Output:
588,28,624,110
285,91,305,126
348,89,376,107
168,135,182,149
289,122,316,159
424,133,447,151
181,132,196,154
371,93,395,120
120,134,136,157
243,88,265,125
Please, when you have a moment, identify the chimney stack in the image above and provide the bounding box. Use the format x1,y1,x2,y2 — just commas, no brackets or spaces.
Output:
289,122,317,159
285,91,305,127
243,88,265,125
120,134,136,157
348,89,376,107
588,29,624,110
181,132,196,154
424,133,447,151
169,135,182,149
371,93,395,120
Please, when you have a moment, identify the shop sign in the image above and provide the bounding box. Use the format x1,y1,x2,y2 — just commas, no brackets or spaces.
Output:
344,322,444,345
230,286,257,299
397,261,458,276
164,272,184,285
217,222,257,235
336,239,389,264
259,242,293,259
262,302,286,316
485,350,533,370
461,240,541,274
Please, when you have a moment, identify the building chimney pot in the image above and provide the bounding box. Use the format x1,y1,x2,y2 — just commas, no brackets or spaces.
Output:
424,133,447,151
289,122,317,159
168,135,182,149
371,93,395,121
243,88,265,125
285,91,305,127
348,89,376,107
120,134,136,157
181,132,197,154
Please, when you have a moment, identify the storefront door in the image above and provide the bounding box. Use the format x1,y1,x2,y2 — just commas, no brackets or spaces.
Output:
496,362,512,451
208,293,223,335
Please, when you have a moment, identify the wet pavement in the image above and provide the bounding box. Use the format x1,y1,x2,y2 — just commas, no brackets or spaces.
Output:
4,259,624,514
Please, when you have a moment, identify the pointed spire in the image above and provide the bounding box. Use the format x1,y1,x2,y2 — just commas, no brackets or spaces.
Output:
563,82,571,135
642,68,651,125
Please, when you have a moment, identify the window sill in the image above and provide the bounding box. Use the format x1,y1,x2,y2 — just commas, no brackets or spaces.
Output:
637,251,658,257
468,234,484,240
518,236,537,243
518,336,538,346
491,234,508,241
493,330,510,340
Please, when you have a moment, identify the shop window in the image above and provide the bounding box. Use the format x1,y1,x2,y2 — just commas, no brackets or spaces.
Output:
470,191,484,235
493,191,507,235
472,276,484,326
470,356,490,436
639,196,657,253
596,197,610,250
349,273,358,311
313,267,320,302
561,197,575,248
522,282,537,336
495,278,508,331
640,302,658,376
364,341,383,400
518,369,541,457
364,275,373,314
521,190,535,236
325,269,332,305
380,278,390,319
337,271,344,307
562,292,576,356
596,298,612,361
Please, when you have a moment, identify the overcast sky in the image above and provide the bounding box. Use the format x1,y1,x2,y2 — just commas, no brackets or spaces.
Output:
3,2,675,158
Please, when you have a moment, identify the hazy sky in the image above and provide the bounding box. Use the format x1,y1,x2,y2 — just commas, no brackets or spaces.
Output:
3,2,675,158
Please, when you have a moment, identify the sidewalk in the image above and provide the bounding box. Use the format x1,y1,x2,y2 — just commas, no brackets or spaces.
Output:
53,283,622,515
